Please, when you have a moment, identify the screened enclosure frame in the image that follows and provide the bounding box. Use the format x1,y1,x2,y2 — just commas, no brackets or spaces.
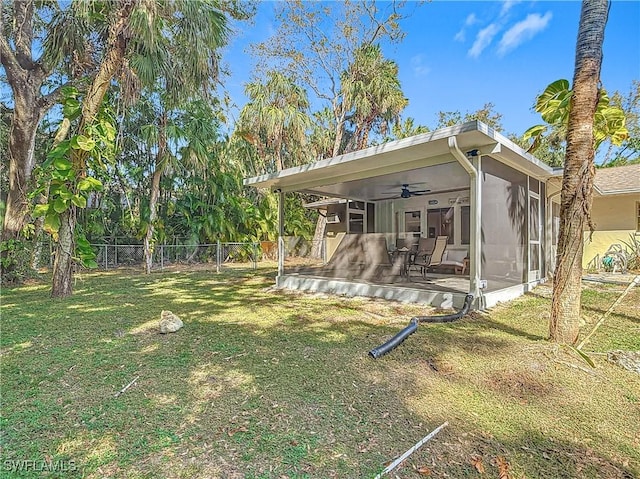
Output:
245,121,562,309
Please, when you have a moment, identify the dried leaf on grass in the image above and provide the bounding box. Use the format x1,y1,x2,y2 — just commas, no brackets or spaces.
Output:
227,427,248,437
416,465,432,475
471,455,485,473
496,456,511,479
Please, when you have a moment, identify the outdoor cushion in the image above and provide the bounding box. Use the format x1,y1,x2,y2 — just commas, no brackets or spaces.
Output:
441,249,467,265
438,249,468,273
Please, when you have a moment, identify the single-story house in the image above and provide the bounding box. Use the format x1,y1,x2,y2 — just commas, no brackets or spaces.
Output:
584,163,640,269
244,121,636,309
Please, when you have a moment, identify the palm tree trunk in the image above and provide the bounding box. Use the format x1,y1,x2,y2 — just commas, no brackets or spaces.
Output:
310,102,346,258
550,0,609,344
144,109,167,274
332,102,346,157
356,118,374,150
144,166,162,274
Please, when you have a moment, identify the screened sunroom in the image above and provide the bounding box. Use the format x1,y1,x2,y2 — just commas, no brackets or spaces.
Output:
244,121,562,309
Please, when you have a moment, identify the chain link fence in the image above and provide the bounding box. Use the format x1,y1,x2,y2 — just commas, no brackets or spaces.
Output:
89,242,265,272
35,238,327,273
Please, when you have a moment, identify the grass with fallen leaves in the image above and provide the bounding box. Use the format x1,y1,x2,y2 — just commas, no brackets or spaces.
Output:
1,268,639,478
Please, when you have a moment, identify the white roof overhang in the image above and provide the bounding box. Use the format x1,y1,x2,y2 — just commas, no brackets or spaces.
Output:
244,121,558,201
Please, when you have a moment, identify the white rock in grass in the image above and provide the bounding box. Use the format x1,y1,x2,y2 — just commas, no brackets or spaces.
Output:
159,310,183,333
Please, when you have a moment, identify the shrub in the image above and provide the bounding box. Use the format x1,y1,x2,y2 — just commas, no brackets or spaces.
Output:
0,239,35,285
621,234,640,271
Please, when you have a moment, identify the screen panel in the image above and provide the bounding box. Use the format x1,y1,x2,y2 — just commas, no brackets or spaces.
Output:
481,157,528,290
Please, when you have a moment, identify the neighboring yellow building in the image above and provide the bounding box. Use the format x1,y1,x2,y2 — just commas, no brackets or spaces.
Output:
583,164,640,269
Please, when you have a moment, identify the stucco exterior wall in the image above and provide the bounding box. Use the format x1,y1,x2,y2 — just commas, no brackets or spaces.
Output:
591,196,637,230
582,195,639,268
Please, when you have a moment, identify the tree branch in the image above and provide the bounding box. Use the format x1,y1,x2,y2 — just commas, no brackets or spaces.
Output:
39,82,73,111
13,0,39,71
0,30,20,79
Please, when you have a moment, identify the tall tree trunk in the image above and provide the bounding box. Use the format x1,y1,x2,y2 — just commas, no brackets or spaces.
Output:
144,166,163,274
310,213,326,259
51,207,76,297
0,0,62,243
550,0,609,344
144,109,167,274
3,108,40,241
331,101,347,157
51,0,136,297
356,118,374,150
310,101,345,259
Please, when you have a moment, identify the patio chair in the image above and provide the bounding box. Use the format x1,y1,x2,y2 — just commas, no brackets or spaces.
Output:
409,236,447,279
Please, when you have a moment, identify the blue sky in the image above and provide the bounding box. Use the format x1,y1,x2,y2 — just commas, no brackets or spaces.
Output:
222,0,640,137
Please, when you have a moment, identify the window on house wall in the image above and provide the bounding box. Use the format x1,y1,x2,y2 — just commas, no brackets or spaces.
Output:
404,210,421,237
427,208,454,244
367,203,375,233
347,201,365,233
552,203,560,245
637,202,640,232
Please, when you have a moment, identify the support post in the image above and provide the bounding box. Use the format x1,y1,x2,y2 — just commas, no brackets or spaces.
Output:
277,189,285,278
471,154,482,297
253,242,258,270
104,245,108,270
216,240,221,273
448,137,481,302
545,188,561,278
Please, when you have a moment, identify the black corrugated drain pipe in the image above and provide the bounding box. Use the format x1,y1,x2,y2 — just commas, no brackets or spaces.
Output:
368,294,474,359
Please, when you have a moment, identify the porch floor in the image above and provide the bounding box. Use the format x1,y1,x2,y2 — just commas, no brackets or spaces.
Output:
286,265,470,293
281,264,529,308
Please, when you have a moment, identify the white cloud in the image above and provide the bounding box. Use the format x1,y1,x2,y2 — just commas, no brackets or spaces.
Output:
497,12,553,56
454,13,478,42
465,13,478,26
410,54,430,77
468,23,501,58
500,0,520,18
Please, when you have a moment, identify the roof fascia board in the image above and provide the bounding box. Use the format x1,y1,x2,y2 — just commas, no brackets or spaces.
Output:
474,121,557,177
244,120,558,190
244,122,482,189
597,188,640,195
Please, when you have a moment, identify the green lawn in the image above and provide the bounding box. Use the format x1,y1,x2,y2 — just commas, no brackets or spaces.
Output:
1,269,639,478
